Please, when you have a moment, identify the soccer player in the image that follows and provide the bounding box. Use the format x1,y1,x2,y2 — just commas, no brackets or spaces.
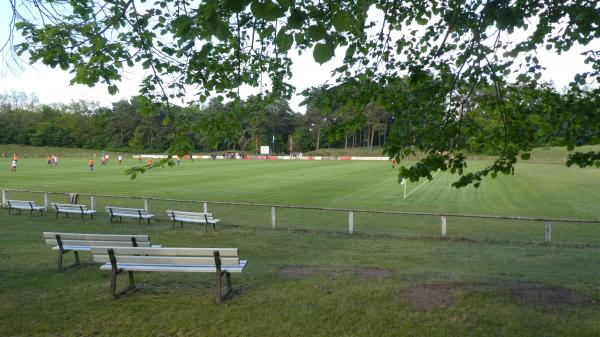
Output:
11,159,17,172
89,158,95,171
147,158,153,169
118,155,123,165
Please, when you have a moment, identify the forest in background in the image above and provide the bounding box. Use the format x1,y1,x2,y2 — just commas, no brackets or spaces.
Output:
0,79,597,155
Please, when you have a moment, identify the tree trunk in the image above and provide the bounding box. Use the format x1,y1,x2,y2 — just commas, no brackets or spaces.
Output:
344,132,348,150
369,125,375,151
316,128,320,151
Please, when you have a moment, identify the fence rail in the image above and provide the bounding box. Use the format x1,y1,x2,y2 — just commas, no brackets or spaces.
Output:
2,187,600,245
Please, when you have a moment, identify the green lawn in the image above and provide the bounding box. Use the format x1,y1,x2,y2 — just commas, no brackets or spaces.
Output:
1,215,600,336
1,154,600,336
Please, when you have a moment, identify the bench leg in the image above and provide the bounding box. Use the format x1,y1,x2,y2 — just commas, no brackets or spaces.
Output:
147,218,150,225
58,250,80,271
216,271,233,303
111,269,136,299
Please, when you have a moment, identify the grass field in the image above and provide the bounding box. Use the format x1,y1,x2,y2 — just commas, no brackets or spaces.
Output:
1,149,600,336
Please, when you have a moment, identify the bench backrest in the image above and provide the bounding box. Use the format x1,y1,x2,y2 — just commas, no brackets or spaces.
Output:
167,210,215,220
7,200,38,207
106,207,149,215
91,247,240,266
52,203,89,211
43,232,152,248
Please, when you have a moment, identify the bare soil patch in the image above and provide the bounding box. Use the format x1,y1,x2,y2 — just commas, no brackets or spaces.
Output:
405,284,454,310
404,282,594,310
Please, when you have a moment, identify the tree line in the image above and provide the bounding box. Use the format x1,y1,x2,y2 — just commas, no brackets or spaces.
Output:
1,78,597,158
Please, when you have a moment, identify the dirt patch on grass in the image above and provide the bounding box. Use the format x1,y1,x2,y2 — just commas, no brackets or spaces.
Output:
508,283,593,309
404,282,594,310
279,265,394,280
405,284,454,310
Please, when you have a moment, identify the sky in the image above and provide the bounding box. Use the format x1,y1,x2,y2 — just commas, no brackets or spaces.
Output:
0,2,598,113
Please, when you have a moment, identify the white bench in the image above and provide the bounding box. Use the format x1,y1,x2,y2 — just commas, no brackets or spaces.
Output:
167,210,220,231
52,203,96,219
6,199,45,215
91,247,247,302
43,232,161,271
106,207,154,224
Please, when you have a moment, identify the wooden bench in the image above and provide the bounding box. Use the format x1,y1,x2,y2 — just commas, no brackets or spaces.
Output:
106,207,154,224
43,232,161,271
91,247,247,302
166,210,221,231
52,203,96,219
6,199,45,215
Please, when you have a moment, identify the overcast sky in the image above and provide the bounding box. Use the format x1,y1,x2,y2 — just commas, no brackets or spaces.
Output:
0,1,598,113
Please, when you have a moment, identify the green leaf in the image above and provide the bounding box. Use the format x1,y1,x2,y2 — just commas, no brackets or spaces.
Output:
223,0,250,12
331,11,353,32
520,153,531,160
250,0,285,21
307,25,327,41
313,42,334,64
276,30,293,52
107,85,119,95
567,144,575,151
287,9,306,29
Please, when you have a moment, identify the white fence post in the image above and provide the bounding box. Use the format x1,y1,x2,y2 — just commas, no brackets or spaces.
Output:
144,198,149,213
1,189,6,208
544,221,552,244
348,211,354,234
441,216,447,238
271,207,276,229
90,195,96,211
203,202,208,213
44,193,49,209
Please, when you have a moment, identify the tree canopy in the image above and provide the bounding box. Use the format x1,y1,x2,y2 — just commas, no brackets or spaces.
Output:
6,0,600,186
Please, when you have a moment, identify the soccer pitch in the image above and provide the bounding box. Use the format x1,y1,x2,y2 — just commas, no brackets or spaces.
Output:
2,155,600,336
1,156,599,219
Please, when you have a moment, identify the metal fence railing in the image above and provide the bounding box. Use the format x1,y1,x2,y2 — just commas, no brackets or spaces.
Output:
2,187,600,246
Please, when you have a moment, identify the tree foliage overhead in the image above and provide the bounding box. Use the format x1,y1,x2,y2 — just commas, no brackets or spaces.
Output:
6,0,600,186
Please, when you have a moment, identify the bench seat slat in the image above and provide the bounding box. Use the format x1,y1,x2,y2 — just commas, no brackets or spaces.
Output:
43,232,151,241
51,244,162,251
99,260,248,273
166,210,212,217
90,247,239,257
110,212,154,218
93,255,240,266
172,217,220,223
46,239,153,247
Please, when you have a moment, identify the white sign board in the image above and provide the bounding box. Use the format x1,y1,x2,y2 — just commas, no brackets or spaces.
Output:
260,146,270,155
